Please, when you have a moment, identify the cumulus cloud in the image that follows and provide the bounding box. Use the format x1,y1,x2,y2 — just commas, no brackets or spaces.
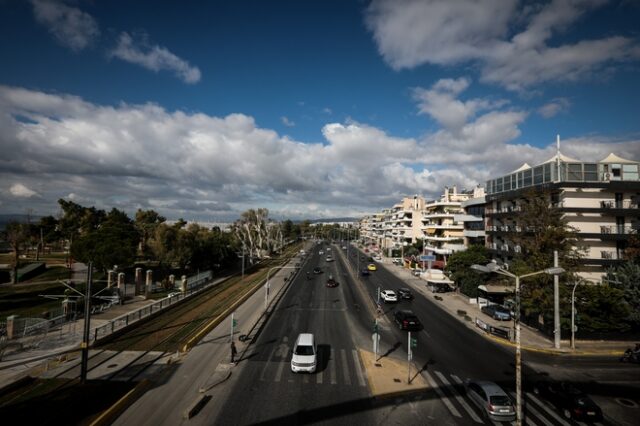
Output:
109,32,201,84
31,0,100,51
538,98,571,118
365,0,640,91
0,85,637,220
10,183,39,198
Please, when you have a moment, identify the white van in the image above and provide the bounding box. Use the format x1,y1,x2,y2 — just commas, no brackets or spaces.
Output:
290,333,317,373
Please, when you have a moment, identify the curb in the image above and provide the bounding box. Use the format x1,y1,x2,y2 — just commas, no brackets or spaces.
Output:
89,379,151,426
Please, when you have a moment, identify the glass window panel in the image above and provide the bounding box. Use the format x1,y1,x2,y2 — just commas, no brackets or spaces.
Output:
584,163,598,181
533,166,543,184
544,163,551,182
567,163,582,181
523,169,532,186
517,172,523,188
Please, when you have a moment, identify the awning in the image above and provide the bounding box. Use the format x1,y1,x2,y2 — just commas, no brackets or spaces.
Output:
478,285,514,294
427,278,454,284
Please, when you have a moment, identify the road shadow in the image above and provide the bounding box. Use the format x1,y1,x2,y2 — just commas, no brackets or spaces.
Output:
377,342,402,360
316,344,331,373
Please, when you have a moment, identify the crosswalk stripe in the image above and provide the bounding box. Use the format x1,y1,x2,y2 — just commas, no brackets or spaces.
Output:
522,399,554,426
329,348,337,384
259,345,278,381
423,370,462,418
316,350,324,384
437,371,483,423
352,350,366,387
525,392,571,426
274,358,286,383
340,349,351,385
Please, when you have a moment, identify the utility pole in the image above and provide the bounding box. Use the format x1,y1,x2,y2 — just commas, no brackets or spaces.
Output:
553,250,560,349
80,261,93,384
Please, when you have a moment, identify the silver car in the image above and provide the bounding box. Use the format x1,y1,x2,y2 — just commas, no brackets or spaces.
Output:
466,380,516,422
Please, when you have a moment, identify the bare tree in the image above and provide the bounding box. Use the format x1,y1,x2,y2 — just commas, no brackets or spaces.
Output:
4,221,28,284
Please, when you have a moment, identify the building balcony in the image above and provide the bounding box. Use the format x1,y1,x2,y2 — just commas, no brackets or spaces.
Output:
424,235,464,242
463,229,486,237
422,224,464,231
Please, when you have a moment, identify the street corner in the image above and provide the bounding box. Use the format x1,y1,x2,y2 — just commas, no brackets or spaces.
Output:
357,348,429,401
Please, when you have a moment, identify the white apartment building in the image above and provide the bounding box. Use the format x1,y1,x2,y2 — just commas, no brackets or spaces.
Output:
459,186,486,247
485,152,640,281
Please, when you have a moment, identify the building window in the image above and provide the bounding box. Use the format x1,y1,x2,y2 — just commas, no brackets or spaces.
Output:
533,166,543,184
523,169,532,187
623,164,639,180
568,163,582,181
517,171,524,188
584,163,598,181
543,163,551,182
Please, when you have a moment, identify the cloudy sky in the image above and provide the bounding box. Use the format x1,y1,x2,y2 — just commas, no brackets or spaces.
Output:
1,0,639,222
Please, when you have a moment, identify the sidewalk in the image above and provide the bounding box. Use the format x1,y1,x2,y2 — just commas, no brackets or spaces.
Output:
377,256,629,356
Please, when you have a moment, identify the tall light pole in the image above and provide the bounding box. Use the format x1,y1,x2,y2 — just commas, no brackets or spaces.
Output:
265,266,298,311
570,281,579,350
471,262,565,426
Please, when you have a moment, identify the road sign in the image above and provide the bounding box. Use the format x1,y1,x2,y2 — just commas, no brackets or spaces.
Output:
419,255,436,262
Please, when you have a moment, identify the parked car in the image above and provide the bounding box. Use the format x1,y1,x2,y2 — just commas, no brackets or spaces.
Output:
431,283,454,293
312,267,322,274
326,276,339,287
397,288,414,300
481,304,512,321
380,290,397,303
325,256,334,262
394,310,422,330
466,380,516,422
411,269,422,276
532,380,603,421
360,269,370,276
367,263,377,271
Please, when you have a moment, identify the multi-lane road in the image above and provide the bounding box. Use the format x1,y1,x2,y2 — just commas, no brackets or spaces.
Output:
116,241,638,425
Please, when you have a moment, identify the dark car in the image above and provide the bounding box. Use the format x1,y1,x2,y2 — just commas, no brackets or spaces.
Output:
432,283,453,293
326,276,339,287
360,269,370,276
393,310,422,331
532,380,603,421
481,304,511,321
313,267,322,274
397,288,414,300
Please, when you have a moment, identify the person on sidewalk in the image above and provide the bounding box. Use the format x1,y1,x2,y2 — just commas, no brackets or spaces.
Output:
231,341,238,364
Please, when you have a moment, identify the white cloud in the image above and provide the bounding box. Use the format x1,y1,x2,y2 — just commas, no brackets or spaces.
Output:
31,0,100,51
0,85,637,220
538,98,571,118
365,0,640,91
281,116,295,127
10,183,38,198
322,107,333,115
109,32,201,84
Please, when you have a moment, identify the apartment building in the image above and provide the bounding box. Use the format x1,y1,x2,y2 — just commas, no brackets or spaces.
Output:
419,186,471,262
458,185,486,247
485,152,640,281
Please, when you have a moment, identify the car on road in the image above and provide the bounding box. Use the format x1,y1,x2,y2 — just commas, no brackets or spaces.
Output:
393,310,422,330
325,256,334,262
481,304,512,321
318,250,324,255
392,257,402,265
326,276,339,287
397,288,414,300
360,269,370,276
380,290,397,303
312,267,322,274
367,263,377,271
466,380,516,422
532,380,603,421
291,333,317,373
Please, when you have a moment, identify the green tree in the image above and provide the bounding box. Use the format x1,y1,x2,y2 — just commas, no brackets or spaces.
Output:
445,245,491,297
3,221,28,283
134,209,166,258
71,208,139,272
605,262,640,330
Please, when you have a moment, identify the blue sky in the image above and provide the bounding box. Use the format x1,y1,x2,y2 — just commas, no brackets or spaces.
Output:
1,0,639,221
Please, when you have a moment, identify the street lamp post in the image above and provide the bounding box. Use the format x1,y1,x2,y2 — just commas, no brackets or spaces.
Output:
265,266,298,311
471,262,565,426
570,281,579,350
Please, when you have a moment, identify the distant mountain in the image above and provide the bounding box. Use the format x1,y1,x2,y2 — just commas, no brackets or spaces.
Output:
0,214,42,230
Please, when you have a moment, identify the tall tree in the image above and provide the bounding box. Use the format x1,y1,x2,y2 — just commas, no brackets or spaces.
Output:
134,209,166,258
3,221,28,284
445,245,491,297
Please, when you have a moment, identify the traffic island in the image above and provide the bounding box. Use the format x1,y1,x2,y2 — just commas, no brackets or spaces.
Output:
358,349,428,400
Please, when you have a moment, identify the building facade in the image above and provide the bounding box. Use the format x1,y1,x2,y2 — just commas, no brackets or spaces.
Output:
485,152,640,281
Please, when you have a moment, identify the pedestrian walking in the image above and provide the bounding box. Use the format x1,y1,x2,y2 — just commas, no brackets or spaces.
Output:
231,341,238,364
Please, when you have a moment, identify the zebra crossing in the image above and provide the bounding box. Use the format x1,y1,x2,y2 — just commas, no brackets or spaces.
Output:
258,346,368,388
255,342,605,426
423,368,606,426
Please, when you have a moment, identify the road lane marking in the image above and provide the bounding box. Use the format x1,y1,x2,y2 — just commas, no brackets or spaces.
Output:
259,345,278,382
352,349,366,387
340,349,351,385
522,399,554,426
423,370,462,418
330,348,337,384
436,371,483,423
525,392,571,426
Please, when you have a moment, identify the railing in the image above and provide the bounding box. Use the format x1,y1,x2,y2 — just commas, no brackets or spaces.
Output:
600,225,636,235
600,251,615,259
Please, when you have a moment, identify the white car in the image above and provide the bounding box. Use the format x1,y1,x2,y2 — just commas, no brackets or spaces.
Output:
291,333,317,373
380,290,398,303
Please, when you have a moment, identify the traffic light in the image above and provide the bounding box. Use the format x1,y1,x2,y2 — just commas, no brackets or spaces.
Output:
410,337,417,348
233,319,238,327
373,321,379,333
